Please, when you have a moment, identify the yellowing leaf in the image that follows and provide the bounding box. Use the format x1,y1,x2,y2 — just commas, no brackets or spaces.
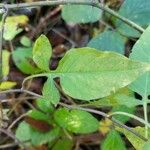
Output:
117,126,148,150
2,50,10,77
0,81,16,90
0,15,29,40
99,118,112,135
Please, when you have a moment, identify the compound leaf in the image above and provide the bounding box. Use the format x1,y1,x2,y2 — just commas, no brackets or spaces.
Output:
55,47,150,100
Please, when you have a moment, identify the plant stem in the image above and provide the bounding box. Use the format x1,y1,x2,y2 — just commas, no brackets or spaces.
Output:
21,73,49,89
110,111,150,128
0,88,147,141
143,96,149,138
0,0,144,33
59,102,147,141
0,88,42,98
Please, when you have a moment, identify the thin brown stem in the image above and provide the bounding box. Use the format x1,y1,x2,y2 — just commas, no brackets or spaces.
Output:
0,0,144,33
8,113,27,130
0,88,147,141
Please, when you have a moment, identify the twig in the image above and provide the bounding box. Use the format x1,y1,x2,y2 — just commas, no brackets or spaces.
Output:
0,6,9,82
0,89,42,98
0,0,144,33
0,142,19,149
54,82,76,105
0,89,147,141
1,96,37,103
8,113,27,130
52,28,77,48
0,128,27,149
29,6,62,39
110,111,150,128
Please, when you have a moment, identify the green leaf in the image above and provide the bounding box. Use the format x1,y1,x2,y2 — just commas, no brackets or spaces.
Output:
16,121,60,146
30,127,60,146
115,0,150,37
142,139,150,150
25,110,60,146
16,121,31,143
117,127,149,150
0,15,29,40
89,88,141,108
55,47,150,100
52,138,74,150
33,35,52,71
12,47,41,74
42,77,60,106
20,36,32,47
54,108,99,134
112,105,135,123
2,50,10,77
101,130,126,150
87,30,126,54
28,110,51,124
62,2,101,23
36,98,54,113
129,25,150,96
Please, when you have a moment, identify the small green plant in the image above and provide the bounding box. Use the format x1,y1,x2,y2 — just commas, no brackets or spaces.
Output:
1,0,150,149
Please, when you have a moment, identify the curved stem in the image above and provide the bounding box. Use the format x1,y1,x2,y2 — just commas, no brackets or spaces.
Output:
0,0,144,33
110,111,150,128
21,73,48,89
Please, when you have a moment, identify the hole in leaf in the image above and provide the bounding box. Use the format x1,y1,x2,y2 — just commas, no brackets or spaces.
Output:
134,92,142,100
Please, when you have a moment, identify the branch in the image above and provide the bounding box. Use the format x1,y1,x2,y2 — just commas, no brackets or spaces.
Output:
0,88,42,98
0,6,9,82
0,88,147,141
0,0,144,33
110,111,150,128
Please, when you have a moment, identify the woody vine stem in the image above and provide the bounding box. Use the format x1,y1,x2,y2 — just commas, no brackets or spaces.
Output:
0,0,148,144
